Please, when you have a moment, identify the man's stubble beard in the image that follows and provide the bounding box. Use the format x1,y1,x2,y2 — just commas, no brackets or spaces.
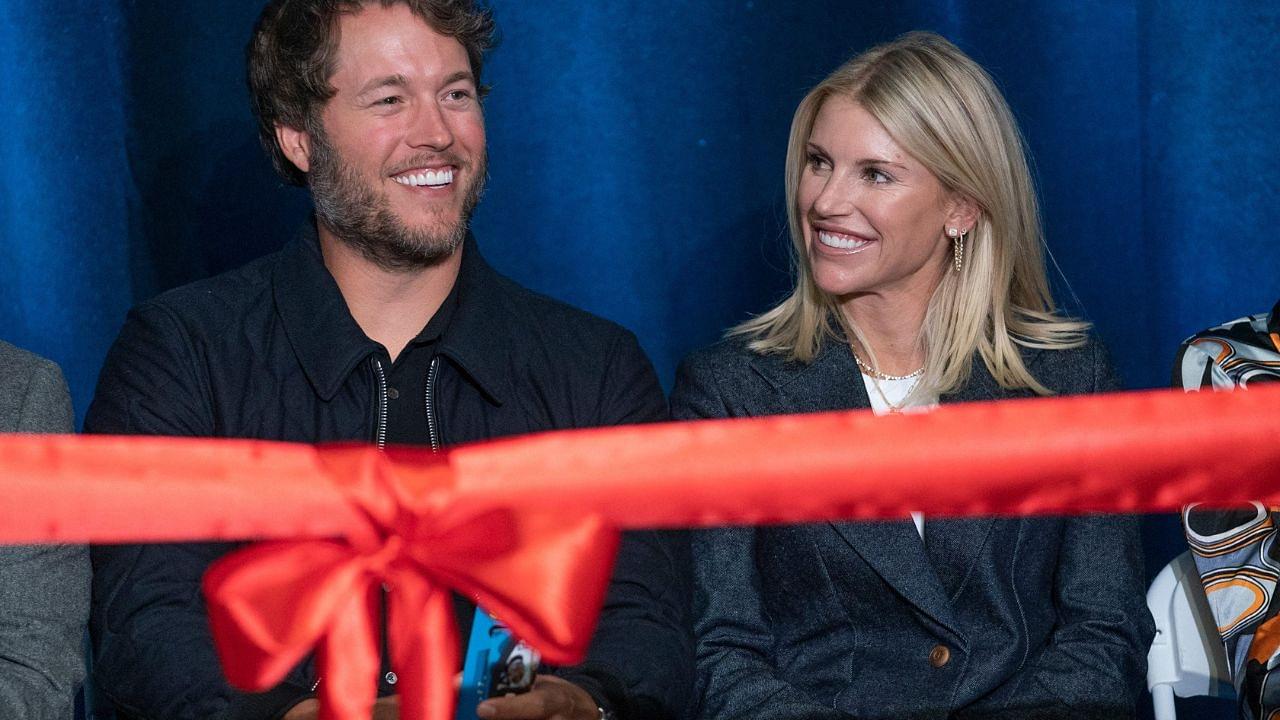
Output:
308,127,487,272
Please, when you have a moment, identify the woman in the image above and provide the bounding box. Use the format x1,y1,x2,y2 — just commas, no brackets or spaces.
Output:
671,32,1153,719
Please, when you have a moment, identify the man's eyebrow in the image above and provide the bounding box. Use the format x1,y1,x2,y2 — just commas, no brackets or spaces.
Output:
355,71,476,99
441,70,476,87
355,74,409,99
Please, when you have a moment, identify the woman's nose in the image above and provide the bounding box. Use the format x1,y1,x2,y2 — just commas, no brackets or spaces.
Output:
811,176,856,217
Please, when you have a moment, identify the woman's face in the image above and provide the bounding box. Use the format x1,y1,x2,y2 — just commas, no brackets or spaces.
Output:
798,96,965,310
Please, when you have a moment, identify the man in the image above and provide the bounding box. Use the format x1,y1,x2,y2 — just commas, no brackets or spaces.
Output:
86,2,690,719
0,340,89,719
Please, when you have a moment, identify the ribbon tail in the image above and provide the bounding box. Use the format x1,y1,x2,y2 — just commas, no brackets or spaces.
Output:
438,512,619,665
317,582,382,720
390,575,458,720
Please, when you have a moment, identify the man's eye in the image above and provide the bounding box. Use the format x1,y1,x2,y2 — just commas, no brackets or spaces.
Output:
376,96,402,106
445,89,473,102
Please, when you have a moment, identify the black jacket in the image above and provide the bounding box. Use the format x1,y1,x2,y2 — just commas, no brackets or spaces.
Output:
672,337,1153,720
86,231,691,720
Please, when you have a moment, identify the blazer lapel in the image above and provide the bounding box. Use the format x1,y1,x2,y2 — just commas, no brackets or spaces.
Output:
924,361,1037,603
747,339,867,415
828,520,963,642
752,342,964,641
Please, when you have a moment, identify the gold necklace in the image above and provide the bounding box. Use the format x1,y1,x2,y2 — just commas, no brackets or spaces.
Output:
850,348,924,381
864,372,920,415
850,346,922,414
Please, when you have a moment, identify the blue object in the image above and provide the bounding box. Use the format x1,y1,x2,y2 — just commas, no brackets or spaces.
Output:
457,608,536,720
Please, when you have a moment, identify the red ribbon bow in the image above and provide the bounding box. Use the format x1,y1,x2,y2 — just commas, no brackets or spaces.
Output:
203,445,620,720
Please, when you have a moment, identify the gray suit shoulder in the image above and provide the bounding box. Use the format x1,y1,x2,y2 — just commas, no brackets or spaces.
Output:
1023,334,1119,394
0,339,58,382
0,341,88,717
0,340,73,433
676,335,761,377
672,336,774,421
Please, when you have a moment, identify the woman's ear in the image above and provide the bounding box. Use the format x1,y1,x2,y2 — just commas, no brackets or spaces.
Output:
275,123,313,174
944,192,981,234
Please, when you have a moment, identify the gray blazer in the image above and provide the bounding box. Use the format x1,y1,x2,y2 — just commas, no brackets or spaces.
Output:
671,337,1154,720
0,341,89,719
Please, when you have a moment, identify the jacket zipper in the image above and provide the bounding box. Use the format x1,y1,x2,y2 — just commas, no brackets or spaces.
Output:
372,358,389,450
358,355,437,693
425,355,442,452
313,357,392,696
314,357,437,696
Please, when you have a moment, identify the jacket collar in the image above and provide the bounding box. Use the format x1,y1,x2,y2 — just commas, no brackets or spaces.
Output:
434,237,513,406
273,224,511,404
748,336,871,413
747,330,1037,407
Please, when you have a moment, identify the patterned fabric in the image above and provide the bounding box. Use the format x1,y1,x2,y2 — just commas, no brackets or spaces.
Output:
1176,299,1280,719
1175,300,1280,390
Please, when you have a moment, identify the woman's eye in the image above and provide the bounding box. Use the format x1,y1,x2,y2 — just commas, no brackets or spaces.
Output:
864,168,892,183
807,153,829,170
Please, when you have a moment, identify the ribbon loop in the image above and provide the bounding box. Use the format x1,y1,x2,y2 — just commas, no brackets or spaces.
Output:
203,458,620,720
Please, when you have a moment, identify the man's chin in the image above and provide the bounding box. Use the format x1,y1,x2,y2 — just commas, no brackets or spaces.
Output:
376,231,465,270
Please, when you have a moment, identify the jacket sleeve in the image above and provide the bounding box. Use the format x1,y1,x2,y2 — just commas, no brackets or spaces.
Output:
0,358,90,720
671,356,851,720
554,329,694,720
964,341,1154,719
962,515,1154,720
85,304,310,720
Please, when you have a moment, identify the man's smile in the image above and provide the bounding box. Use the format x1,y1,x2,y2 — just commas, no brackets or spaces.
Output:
391,166,455,188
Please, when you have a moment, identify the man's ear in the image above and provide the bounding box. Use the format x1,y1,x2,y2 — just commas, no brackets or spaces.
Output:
945,192,981,234
275,123,313,174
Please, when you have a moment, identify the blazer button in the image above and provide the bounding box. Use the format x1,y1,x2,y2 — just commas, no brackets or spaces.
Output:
929,644,951,668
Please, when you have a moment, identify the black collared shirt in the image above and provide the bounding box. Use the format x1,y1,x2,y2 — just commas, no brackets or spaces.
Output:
377,279,458,449
367,282,478,668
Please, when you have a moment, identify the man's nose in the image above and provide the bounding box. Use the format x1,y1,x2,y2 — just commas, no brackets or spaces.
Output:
406,102,454,150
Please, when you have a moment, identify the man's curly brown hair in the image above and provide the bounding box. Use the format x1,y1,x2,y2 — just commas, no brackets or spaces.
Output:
247,0,497,186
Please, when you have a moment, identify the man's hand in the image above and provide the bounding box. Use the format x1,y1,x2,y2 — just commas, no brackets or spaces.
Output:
476,675,601,720
282,695,400,719
281,699,319,720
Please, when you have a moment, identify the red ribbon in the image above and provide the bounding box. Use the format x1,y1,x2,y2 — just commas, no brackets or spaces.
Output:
3,386,1280,719
202,446,618,720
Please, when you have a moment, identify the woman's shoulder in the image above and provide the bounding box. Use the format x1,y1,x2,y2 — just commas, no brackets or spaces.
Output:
677,334,819,384
673,335,788,419
1022,333,1119,395
677,335,761,376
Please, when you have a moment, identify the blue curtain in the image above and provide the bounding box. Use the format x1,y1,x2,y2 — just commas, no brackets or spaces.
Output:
2,3,1277,717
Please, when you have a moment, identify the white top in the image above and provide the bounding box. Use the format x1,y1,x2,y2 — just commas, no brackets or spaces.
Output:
861,372,939,539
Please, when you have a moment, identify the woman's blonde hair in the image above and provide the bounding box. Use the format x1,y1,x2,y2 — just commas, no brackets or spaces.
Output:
733,31,1087,396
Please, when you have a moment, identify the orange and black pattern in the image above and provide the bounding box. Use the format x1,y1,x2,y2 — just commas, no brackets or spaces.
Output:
1175,300,1280,390
1177,299,1280,720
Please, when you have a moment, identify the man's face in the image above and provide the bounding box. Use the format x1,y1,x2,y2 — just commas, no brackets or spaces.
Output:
305,2,487,270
